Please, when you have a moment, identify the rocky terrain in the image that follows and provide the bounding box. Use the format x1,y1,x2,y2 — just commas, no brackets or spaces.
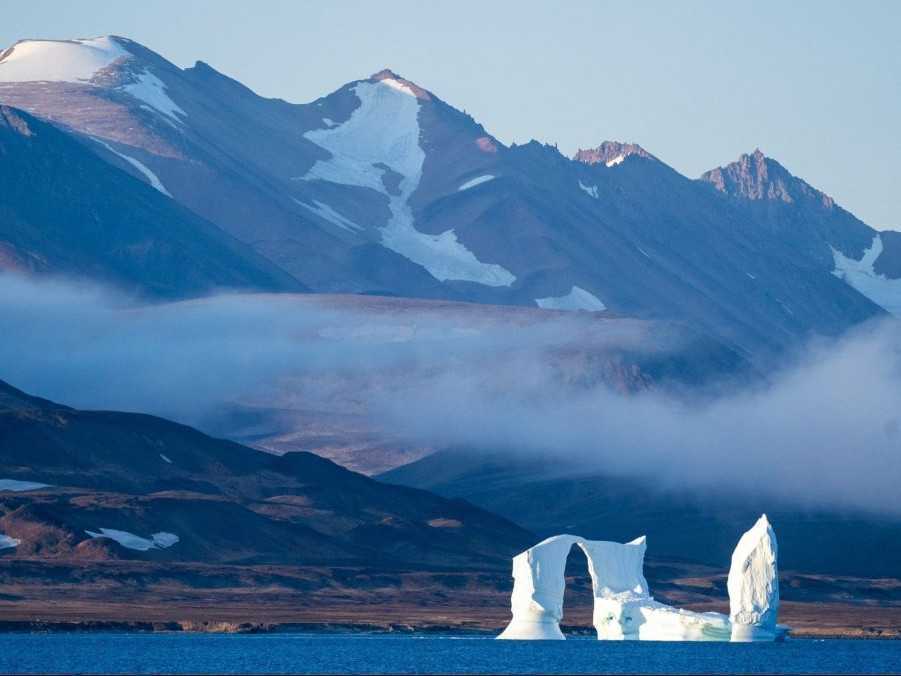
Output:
0,379,531,568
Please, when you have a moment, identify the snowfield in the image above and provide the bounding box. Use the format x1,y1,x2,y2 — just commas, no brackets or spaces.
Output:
122,69,186,124
294,198,361,232
301,77,515,287
0,37,127,83
458,174,495,191
0,534,20,550
93,138,171,196
0,479,50,492
832,235,901,315
536,286,607,312
578,180,599,199
85,528,180,552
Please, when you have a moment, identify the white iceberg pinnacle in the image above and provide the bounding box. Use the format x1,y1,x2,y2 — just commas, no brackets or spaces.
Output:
727,514,780,641
498,515,784,642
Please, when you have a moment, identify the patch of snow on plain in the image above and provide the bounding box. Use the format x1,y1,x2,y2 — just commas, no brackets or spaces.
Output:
121,70,185,124
85,528,179,552
93,138,171,196
0,479,50,492
151,532,180,548
606,154,626,167
0,534,19,550
293,198,361,232
0,37,127,83
301,78,515,287
458,174,495,191
832,235,901,315
578,181,599,199
536,286,606,312
159,453,173,464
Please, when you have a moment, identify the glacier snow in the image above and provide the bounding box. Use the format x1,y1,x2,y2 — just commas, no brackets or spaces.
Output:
498,515,785,641
832,235,901,315
536,286,606,312
301,77,515,287
0,37,127,83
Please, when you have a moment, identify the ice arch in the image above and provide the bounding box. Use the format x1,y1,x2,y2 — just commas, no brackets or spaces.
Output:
496,534,649,640
497,515,784,641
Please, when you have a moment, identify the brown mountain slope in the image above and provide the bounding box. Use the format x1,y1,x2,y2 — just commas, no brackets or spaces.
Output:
0,379,532,568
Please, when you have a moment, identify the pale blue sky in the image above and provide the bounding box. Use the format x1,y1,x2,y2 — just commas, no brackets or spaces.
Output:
2,0,898,228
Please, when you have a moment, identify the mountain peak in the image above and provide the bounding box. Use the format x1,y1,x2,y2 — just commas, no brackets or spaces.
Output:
371,67,402,81
573,141,656,167
701,150,834,209
0,36,132,84
369,68,431,100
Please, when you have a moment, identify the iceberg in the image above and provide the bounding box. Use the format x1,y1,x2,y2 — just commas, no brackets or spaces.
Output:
497,534,580,639
728,514,781,641
497,515,785,641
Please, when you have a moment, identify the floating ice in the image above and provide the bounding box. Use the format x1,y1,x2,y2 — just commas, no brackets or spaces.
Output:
728,514,780,641
498,515,784,642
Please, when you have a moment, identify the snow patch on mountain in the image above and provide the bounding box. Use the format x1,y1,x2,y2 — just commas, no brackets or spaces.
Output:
578,181,599,199
0,37,127,83
159,453,173,464
832,235,901,315
301,78,515,287
458,175,494,191
0,479,50,492
85,528,180,552
122,70,185,124
536,286,606,312
606,154,626,167
0,534,20,550
294,198,361,232
93,138,171,196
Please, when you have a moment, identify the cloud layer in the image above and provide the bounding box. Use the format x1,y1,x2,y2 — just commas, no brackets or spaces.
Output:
2,273,899,515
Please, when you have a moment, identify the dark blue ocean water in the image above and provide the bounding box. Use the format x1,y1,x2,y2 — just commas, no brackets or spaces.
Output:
0,633,899,674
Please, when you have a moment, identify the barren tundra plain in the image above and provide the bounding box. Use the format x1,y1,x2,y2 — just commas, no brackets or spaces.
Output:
1,558,899,639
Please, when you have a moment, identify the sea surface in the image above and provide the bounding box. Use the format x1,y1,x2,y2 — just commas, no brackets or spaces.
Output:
0,633,899,674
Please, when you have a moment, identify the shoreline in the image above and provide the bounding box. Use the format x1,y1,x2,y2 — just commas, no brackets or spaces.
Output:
0,620,897,640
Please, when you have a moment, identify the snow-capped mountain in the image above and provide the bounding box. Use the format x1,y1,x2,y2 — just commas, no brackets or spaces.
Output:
1,36,898,359
0,105,301,297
